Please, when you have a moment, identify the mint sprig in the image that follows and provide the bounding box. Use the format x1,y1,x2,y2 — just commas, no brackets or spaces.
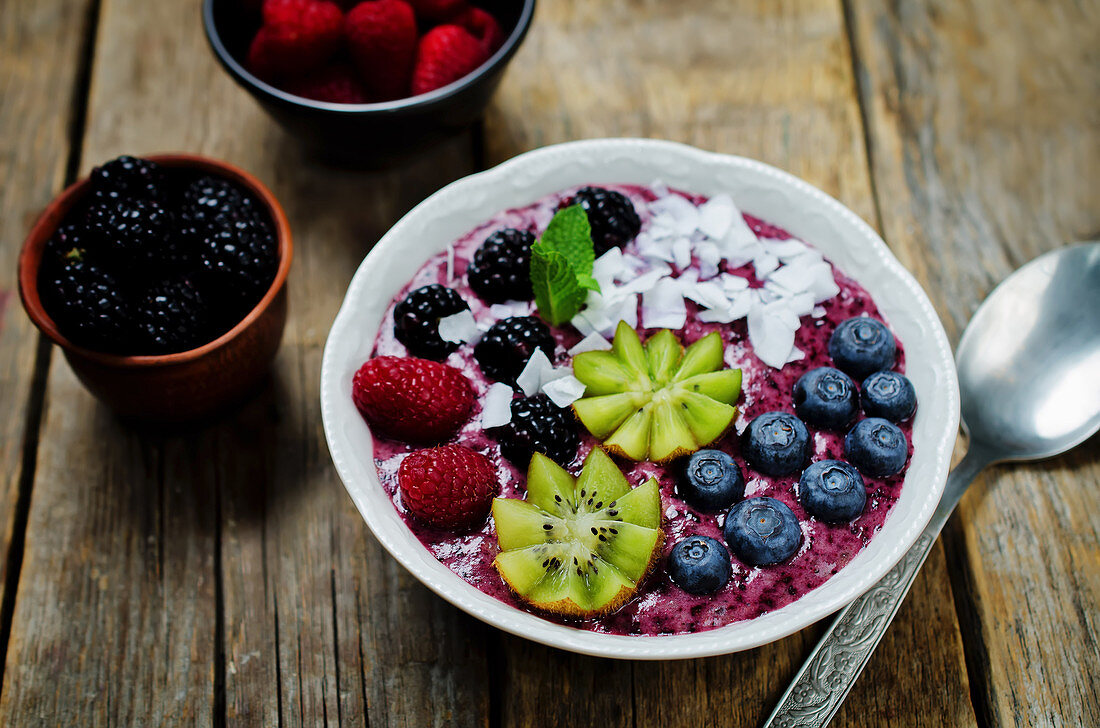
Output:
530,205,600,326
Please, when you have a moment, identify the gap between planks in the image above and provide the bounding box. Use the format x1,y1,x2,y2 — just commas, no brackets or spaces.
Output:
0,0,103,697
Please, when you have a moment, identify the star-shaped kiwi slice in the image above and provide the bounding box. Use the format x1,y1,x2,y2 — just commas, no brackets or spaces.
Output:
570,322,742,463
492,447,663,618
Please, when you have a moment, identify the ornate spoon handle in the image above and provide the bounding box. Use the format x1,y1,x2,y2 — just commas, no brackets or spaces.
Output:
763,449,990,728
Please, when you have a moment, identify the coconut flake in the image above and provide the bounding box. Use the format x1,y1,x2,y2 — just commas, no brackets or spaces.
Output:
718,273,750,295
642,277,687,329
542,375,586,408
515,348,556,397
682,280,729,311
489,301,533,319
592,248,628,287
568,332,612,356
695,241,722,280
786,346,806,364
573,287,639,338
480,383,515,428
618,262,672,295
445,244,455,285
812,305,827,319
437,310,480,344
753,251,780,278
765,238,811,260
672,236,693,269
650,194,700,235
697,194,736,240
747,301,798,369
636,231,677,265
723,207,759,249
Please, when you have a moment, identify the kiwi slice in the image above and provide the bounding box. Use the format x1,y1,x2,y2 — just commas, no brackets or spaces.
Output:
571,322,742,463
492,448,663,617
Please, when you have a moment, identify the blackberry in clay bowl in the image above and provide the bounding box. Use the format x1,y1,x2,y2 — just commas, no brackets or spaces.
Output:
19,154,292,422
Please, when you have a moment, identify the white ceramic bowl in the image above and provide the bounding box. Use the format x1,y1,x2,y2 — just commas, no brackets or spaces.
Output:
320,139,959,660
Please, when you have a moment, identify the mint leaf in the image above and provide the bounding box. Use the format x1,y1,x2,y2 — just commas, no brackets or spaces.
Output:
530,245,585,327
577,273,601,292
529,205,601,326
539,204,595,278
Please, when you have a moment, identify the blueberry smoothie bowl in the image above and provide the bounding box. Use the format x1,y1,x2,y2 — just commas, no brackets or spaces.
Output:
321,139,958,659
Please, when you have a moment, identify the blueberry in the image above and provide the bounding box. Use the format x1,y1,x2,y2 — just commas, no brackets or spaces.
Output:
723,497,802,566
679,450,745,511
844,418,908,477
828,317,897,380
861,371,917,422
668,536,732,595
799,460,867,523
793,367,859,431
742,412,810,477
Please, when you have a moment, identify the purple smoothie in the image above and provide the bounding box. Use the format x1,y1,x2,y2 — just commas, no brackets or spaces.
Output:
368,185,912,636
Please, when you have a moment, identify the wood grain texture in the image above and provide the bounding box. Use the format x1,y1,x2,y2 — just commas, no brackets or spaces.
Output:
0,0,491,725
0,0,92,654
846,0,1100,724
486,2,976,726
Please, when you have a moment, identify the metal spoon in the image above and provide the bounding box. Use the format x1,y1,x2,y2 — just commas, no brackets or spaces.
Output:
764,243,1100,728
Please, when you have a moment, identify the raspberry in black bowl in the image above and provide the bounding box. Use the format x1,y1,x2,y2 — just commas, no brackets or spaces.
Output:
35,155,280,356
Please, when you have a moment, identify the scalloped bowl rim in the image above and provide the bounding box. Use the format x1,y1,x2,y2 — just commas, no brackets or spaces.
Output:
320,138,960,660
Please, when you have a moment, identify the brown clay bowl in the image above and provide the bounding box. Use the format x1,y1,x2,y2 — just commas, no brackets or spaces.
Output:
18,154,293,423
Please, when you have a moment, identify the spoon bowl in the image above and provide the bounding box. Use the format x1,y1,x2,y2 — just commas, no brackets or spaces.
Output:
957,243,1100,461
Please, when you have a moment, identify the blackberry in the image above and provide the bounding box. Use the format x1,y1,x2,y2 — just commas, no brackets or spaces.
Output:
42,223,92,269
466,228,535,303
392,284,470,360
566,186,641,256
135,277,212,354
181,175,258,229
492,393,579,468
90,155,164,202
41,255,133,352
86,196,172,265
196,210,279,318
473,316,555,384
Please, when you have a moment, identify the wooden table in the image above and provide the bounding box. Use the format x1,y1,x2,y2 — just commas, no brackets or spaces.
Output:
1,0,1096,725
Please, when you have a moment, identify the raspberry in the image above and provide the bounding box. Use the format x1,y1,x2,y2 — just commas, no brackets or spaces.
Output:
398,444,498,530
392,284,470,360
135,277,212,354
466,228,534,303
410,24,488,96
452,6,504,56
40,255,133,352
564,187,641,256
406,0,467,23
492,394,579,468
345,0,418,101
86,196,172,265
284,64,370,103
89,156,164,203
352,355,476,443
473,315,555,384
248,0,343,81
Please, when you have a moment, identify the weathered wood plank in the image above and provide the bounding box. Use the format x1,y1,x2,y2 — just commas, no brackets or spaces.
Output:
1,0,491,725
216,141,492,728
847,0,1100,724
0,0,93,664
486,1,976,726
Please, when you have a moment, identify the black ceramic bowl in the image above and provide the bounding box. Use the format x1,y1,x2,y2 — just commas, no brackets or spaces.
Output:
203,0,535,166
